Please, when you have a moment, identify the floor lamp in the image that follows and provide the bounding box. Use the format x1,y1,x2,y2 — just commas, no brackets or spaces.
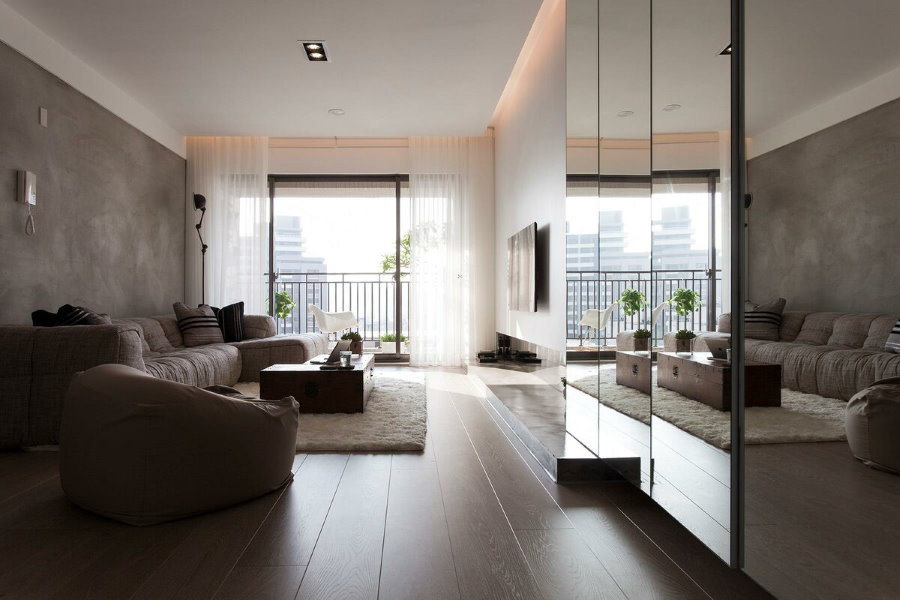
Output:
193,194,208,305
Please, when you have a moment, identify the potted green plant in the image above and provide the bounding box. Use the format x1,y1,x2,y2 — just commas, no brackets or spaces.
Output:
674,329,697,353
272,290,296,320
668,288,702,352
379,333,408,354
617,289,647,319
633,328,651,352
341,331,363,355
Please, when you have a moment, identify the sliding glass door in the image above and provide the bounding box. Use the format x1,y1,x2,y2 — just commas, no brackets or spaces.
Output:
267,176,410,357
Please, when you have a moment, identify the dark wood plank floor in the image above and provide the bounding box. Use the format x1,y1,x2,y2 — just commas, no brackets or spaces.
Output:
0,368,771,599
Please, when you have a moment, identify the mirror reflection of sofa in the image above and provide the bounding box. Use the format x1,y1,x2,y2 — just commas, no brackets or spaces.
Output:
663,311,900,400
0,314,328,448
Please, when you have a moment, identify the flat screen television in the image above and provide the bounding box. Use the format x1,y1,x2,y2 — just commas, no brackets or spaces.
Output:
507,222,537,312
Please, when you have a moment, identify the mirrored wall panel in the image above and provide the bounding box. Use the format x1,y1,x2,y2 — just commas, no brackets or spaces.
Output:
743,1,900,596
565,0,601,455
564,0,653,485
594,0,652,487
650,0,733,561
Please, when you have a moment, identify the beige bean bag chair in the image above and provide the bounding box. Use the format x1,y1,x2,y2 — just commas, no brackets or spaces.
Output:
845,377,900,475
60,364,298,525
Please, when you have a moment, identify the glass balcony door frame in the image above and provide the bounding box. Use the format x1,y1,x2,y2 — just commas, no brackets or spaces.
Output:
267,174,410,360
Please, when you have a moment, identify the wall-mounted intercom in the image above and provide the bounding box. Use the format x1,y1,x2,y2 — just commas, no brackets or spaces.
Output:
17,170,36,205
17,170,36,236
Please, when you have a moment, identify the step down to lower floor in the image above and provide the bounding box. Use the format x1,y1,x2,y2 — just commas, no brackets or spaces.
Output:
467,364,640,483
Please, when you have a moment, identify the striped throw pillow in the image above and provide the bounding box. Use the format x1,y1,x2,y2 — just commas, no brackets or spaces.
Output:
886,319,900,353
174,302,224,347
203,302,245,342
745,298,786,341
32,305,112,326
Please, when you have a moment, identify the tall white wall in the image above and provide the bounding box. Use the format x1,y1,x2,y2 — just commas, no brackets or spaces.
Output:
491,0,567,353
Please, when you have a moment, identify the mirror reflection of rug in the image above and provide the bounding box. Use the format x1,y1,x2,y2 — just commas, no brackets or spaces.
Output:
235,375,426,452
569,365,845,450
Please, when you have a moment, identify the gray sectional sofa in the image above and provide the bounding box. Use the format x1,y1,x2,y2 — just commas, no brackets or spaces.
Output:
0,313,328,448
664,311,900,401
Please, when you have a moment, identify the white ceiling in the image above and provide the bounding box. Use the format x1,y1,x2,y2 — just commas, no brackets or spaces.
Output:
5,0,543,137
567,0,900,138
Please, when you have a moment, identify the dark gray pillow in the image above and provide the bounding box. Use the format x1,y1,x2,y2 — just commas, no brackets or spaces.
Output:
33,304,112,327
173,302,224,347
886,319,900,353
745,298,786,341
203,302,245,343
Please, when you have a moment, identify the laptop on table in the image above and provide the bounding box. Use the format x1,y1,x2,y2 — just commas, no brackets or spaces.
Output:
309,340,353,364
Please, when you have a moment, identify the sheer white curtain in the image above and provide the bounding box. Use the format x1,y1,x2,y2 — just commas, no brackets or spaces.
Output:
186,136,268,313
409,137,494,367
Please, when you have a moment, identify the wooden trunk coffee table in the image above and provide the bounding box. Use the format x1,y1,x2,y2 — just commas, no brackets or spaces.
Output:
259,354,375,413
657,352,781,411
615,351,653,395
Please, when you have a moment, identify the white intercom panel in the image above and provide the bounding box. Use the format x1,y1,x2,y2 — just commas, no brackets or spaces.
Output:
17,170,36,205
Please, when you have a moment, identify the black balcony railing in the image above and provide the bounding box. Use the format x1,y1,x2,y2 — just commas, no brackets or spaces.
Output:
567,269,722,347
269,272,409,342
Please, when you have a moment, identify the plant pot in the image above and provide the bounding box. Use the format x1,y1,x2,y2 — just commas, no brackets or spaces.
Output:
675,337,694,353
634,337,650,352
349,340,363,355
380,341,408,354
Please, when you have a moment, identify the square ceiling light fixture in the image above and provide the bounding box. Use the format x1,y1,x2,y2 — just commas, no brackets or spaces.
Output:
300,41,329,62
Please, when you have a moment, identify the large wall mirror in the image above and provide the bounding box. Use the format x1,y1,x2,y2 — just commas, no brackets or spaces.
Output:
566,0,735,562
566,0,900,583
743,1,900,596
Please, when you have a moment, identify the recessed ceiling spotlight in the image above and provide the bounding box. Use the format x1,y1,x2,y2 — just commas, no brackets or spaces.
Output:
328,108,346,116
662,103,682,112
299,40,329,62
616,110,634,118
720,44,732,56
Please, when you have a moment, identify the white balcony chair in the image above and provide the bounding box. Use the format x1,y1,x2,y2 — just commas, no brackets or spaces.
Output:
308,304,358,334
651,301,667,330
579,303,617,345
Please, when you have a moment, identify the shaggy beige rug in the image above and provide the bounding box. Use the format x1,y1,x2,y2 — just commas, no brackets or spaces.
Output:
569,364,846,450
234,374,426,452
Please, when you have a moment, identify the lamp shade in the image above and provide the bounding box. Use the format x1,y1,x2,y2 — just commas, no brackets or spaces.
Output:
193,194,207,210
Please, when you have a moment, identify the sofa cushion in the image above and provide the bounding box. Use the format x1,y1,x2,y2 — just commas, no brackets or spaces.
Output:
230,333,329,382
243,315,276,340
0,327,34,448
814,350,895,401
114,317,173,353
826,314,879,349
793,312,843,346
60,364,298,526
745,298,786,341
143,343,240,387
174,303,225,347
864,315,900,351
780,344,833,394
779,311,808,343
154,315,185,347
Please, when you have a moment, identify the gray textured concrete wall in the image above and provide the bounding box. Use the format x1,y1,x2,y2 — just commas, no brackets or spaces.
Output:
747,97,900,314
0,42,184,324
